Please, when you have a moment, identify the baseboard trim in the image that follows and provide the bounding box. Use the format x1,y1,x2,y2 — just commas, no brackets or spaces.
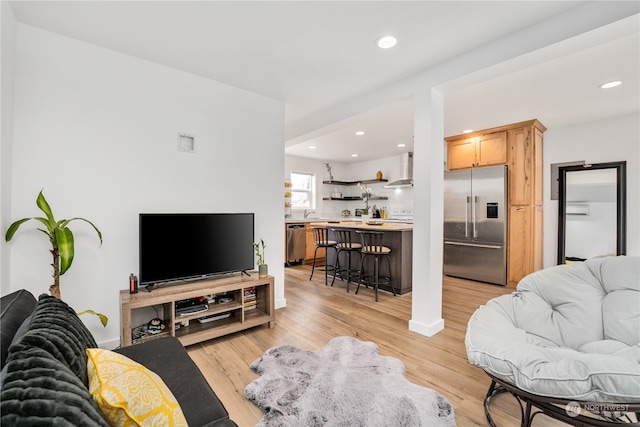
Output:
408,318,445,337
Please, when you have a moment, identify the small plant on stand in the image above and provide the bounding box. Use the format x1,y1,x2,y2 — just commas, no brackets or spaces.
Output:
253,238,268,278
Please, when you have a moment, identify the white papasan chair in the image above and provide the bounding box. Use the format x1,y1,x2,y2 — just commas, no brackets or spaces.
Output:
465,255,640,426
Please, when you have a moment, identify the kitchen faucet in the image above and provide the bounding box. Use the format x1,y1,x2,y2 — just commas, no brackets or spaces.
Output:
304,209,315,218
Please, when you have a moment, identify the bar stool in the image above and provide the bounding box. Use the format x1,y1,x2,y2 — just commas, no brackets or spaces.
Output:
356,230,396,302
331,228,362,292
309,227,337,285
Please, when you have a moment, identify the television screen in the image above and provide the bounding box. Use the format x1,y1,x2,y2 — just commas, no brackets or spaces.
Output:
139,213,255,287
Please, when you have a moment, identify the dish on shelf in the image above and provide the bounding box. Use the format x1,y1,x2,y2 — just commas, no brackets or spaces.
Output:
218,297,233,304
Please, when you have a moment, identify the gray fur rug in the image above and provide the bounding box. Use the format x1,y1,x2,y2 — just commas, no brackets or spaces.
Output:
244,336,456,426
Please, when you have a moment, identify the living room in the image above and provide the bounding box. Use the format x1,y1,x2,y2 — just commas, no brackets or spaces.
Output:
1,2,639,425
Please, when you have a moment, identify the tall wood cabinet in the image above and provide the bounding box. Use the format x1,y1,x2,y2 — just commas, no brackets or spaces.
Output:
445,119,546,286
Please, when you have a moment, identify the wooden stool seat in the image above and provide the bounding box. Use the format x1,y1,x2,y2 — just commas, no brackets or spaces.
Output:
361,245,390,254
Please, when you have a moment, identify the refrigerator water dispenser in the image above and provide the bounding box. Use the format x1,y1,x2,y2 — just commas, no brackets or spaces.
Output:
487,203,499,219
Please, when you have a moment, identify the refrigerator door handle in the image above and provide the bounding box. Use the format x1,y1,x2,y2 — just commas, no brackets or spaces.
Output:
473,196,479,238
465,196,470,238
444,241,502,249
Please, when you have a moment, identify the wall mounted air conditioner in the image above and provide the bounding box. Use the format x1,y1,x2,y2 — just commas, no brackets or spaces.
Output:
566,204,590,216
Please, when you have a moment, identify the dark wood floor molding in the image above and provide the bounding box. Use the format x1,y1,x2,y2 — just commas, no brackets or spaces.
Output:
187,265,566,426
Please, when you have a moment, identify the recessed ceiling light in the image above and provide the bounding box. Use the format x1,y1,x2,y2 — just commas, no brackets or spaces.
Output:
376,35,397,49
308,145,316,149
462,129,474,134
355,131,365,136
397,143,406,148
351,154,359,157
599,80,622,89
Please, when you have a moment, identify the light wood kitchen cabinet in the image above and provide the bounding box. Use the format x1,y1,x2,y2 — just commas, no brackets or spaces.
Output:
446,119,546,286
508,205,543,286
304,223,325,264
508,126,544,206
506,120,545,286
446,131,507,170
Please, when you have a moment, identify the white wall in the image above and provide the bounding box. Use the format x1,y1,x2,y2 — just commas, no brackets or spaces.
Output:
543,113,640,266
284,155,347,218
6,24,285,348
348,155,414,213
1,1,17,296
565,201,617,259
285,153,413,219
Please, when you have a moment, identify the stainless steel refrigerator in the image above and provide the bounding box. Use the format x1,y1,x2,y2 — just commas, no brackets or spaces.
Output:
443,165,507,285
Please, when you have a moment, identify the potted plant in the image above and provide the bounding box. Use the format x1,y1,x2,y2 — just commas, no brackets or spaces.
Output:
358,182,372,222
253,238,268,278
324,162,334,181
5,190,107,326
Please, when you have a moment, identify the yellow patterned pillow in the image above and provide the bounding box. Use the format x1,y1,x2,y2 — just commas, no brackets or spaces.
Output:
86,348,188,427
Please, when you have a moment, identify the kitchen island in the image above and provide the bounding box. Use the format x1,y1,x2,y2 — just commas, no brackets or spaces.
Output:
309,221,413,294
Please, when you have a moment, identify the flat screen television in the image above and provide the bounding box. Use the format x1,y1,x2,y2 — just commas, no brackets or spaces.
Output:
139,213,255,288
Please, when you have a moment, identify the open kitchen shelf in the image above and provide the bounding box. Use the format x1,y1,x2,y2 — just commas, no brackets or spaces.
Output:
323,178,388,201
323,179,388,185
322,196,388,201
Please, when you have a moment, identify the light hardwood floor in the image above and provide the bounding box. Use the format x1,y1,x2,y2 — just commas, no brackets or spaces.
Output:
187,265,566,426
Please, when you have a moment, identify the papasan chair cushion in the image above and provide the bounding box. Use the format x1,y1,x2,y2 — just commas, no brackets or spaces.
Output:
465,255,640,403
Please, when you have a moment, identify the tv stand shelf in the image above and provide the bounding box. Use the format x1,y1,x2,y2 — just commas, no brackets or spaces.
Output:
119,274,275,347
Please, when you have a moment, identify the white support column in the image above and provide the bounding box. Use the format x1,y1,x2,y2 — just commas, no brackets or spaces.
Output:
409,88,445,337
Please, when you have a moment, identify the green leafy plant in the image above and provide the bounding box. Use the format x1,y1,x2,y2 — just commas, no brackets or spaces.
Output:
5,190,103,303
357,182,372,212
253,238,266,266
76,309,108,327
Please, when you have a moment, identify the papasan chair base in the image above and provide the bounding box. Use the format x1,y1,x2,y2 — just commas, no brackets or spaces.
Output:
483,372,640,427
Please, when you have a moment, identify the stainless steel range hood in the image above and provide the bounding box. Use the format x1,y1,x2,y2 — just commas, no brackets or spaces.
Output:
384,152,413,188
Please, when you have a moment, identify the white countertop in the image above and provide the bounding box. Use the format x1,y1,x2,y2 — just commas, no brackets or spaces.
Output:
308,221,413,231
285,217,411,224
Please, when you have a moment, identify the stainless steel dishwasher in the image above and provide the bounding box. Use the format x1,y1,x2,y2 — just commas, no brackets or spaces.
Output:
286,223,306,264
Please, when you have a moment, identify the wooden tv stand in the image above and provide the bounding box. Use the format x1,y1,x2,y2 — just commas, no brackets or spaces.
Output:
119,273,275,347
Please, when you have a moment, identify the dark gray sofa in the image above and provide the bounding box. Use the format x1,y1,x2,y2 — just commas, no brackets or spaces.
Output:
0,289,237,427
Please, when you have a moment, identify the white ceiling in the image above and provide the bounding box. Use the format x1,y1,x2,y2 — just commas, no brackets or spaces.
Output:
9,1,639,163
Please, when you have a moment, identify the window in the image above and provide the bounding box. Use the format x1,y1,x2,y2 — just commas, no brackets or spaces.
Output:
290,172,315,209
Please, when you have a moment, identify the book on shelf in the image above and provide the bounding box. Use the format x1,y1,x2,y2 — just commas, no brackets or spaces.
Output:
244,298,257,311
